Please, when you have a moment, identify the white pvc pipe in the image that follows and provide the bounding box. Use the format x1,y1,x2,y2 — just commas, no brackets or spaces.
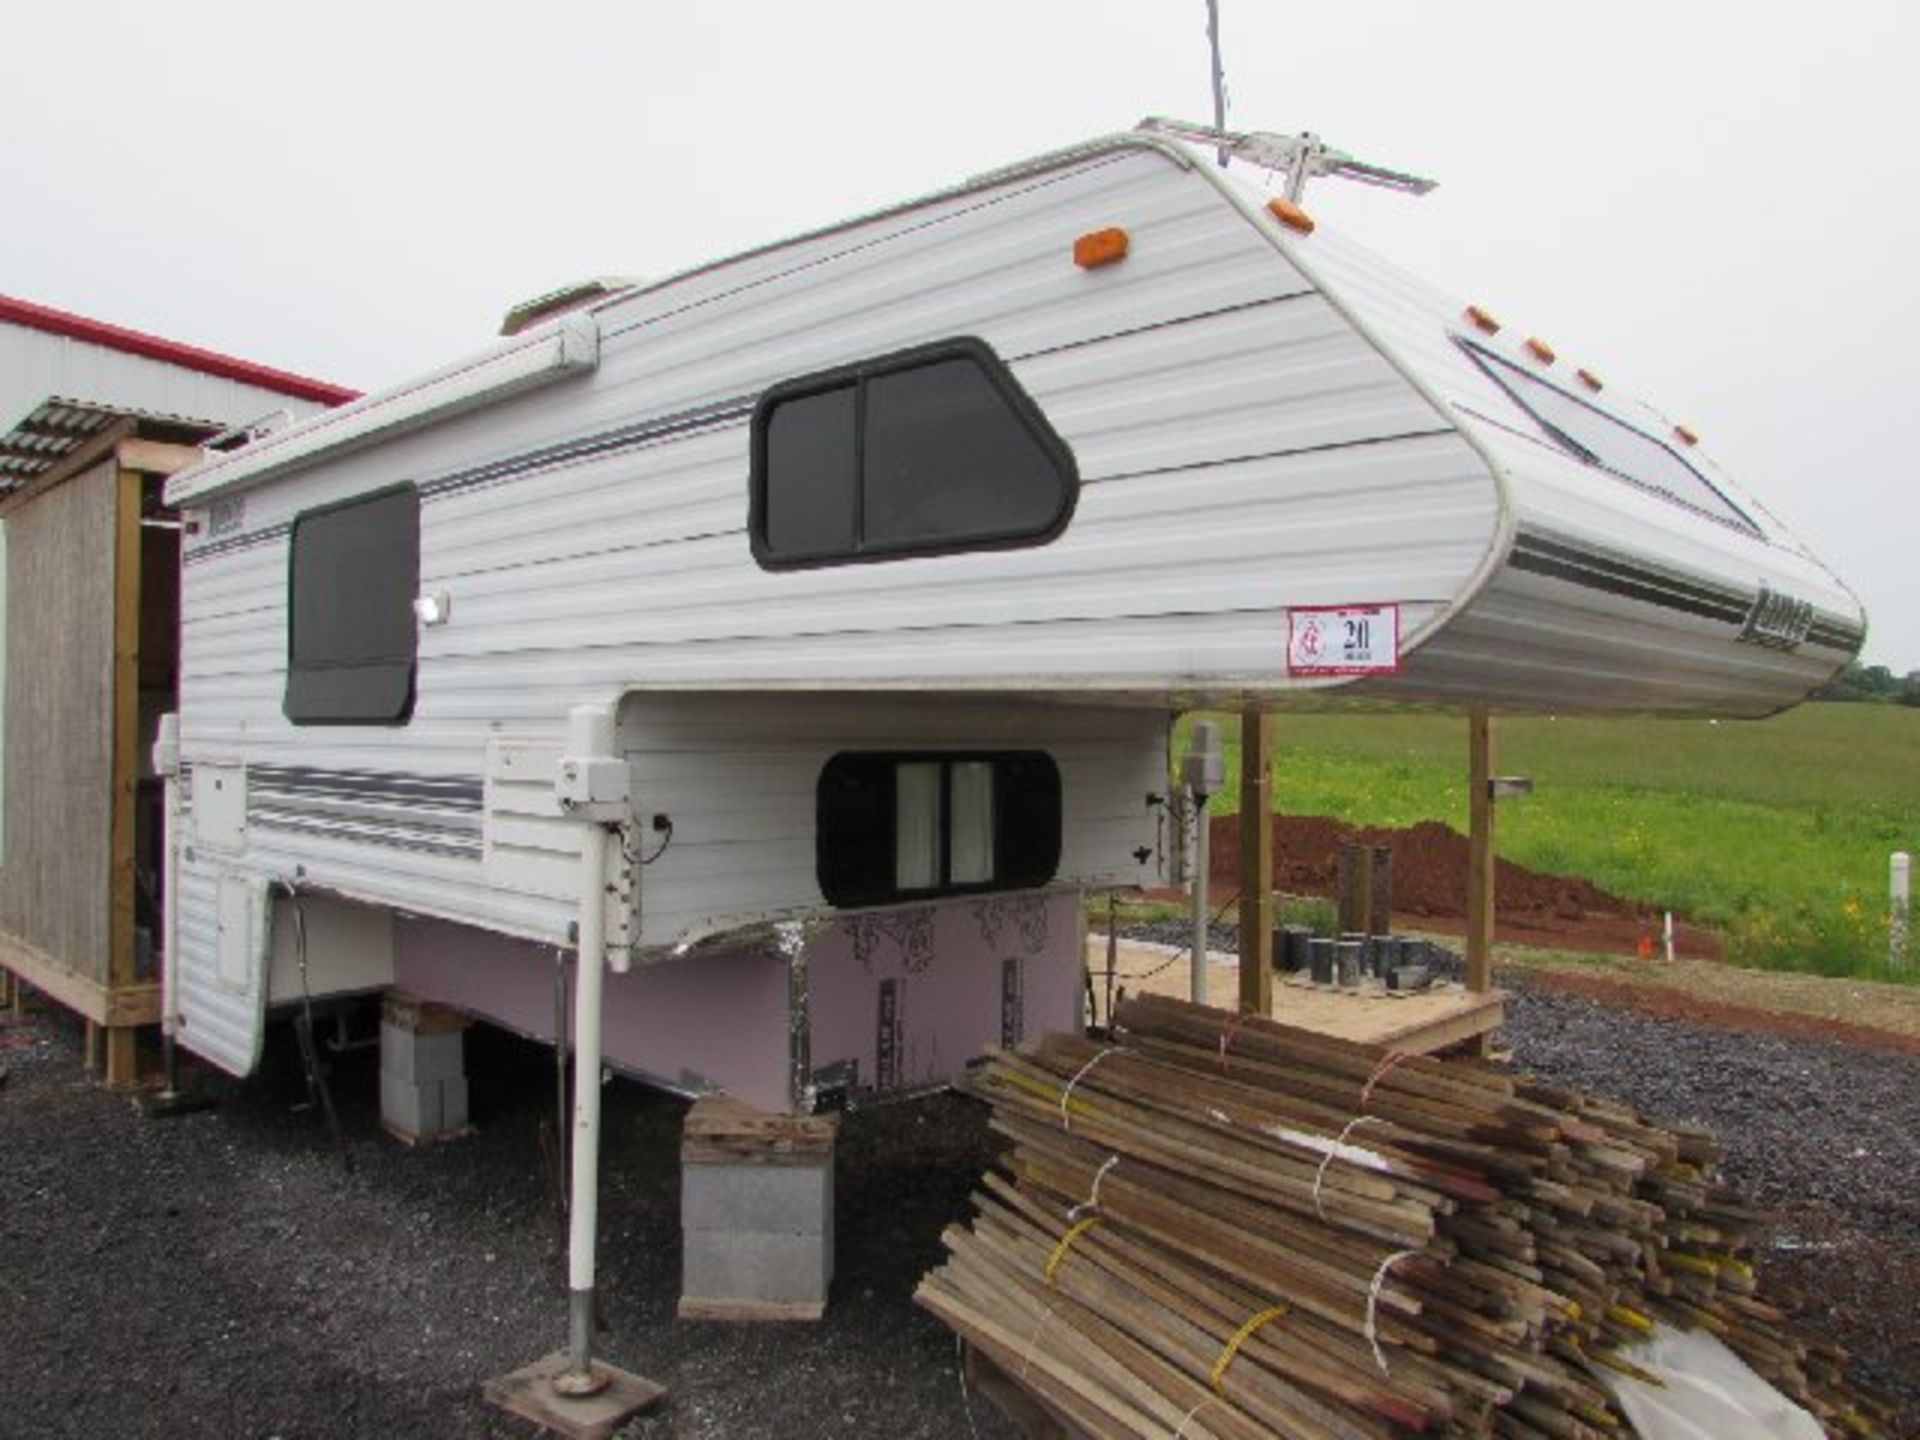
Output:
155,714,182,1043
564,704,616,1382
1893,851,1912,970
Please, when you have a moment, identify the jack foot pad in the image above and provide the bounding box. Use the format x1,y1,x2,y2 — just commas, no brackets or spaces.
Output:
484,1351,666,1440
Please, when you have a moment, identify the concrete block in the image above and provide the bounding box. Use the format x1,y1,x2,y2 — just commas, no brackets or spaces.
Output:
440,1075,470,1131
681,1227,832,1307
380,1022,465,1086
682,1161,832,1237
380,1069,442,1139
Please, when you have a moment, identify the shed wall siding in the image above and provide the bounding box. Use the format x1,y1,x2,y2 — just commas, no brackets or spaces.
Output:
0,322,333,437
0,459,117,979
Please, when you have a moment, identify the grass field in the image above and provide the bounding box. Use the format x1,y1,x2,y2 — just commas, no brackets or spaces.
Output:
1194,703,1920,980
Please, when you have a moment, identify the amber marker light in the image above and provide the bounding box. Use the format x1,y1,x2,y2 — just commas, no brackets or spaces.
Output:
1525,337,1557,365
1266,198,1316,235
1576,368,1604,392
1674,424,1700,446
1073,227,1131,269
1464,304,1501,334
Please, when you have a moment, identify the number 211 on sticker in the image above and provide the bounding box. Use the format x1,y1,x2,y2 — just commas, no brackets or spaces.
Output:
1286,604,1401,676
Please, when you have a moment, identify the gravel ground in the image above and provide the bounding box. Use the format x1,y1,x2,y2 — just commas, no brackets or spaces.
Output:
2,973,1914,1438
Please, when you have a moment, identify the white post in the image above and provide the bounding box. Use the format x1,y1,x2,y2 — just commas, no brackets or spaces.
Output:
1180,722,1224,1009
1662,911,1675,964
1893,852,1912,971
557,704,624,1394
1190,792,1211,1006
152,714,184,1094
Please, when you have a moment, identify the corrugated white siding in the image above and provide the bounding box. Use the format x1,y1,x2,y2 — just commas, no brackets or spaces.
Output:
172,864,263,1076
616,696,1168,946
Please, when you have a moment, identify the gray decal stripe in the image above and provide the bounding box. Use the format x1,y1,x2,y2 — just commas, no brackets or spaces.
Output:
249,765,483,810
180,401,757,568
248,808,483,860
183,521,292,566
418,397,756,502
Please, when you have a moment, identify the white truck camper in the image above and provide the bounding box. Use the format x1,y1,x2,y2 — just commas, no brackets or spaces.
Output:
153,117,1862,1373
159,118,1862,1104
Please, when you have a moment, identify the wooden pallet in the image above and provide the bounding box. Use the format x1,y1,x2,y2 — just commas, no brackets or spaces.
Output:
1086,936,1503,1056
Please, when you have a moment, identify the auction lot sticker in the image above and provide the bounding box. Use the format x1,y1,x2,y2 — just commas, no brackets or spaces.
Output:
1287,604,1401,676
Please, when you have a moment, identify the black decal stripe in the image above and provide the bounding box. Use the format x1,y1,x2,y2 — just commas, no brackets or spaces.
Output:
1807,620,1866,650
1514,532,1750,617
1510,529,1864,652
1509,540,1747,626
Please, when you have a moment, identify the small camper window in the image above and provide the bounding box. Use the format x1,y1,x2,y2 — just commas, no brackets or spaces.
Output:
285,484,421,725
1460,341,1759,534
752,340,1076,566
817,751,1061,908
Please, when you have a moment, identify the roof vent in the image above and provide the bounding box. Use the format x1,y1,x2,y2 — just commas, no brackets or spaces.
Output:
500,277,639,338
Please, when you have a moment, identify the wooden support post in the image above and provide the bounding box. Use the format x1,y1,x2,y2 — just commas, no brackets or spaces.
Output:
104,469,145,1091
1237,712,1274,1015
1466,709,1495,996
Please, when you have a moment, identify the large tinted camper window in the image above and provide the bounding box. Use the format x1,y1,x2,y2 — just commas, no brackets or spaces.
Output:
285,485,420,725
752,339,1075,566
816,751,1061,907
1460,341,1759,534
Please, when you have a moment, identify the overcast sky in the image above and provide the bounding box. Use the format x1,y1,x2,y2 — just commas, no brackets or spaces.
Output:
6,1,1914,670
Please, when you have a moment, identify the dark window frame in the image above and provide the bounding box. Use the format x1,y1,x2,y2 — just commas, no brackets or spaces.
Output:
284,482,421,727
816,749,1062,909
1456,338,1761,537
749,336,1078,570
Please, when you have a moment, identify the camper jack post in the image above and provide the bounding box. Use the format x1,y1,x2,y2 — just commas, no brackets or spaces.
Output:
1182,723,1225,1007
557,704,625,1396
154,716,184,1079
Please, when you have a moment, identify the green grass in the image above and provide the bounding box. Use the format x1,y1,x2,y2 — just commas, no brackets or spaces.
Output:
1184,705,1920,981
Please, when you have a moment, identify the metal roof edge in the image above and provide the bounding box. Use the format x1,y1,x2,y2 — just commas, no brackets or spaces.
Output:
0,293,359,407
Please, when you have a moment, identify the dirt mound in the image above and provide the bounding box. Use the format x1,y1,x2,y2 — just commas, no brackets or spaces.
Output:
1209,813,1722,959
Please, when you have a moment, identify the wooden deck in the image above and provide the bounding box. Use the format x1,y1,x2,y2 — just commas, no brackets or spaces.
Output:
1085,936,1504,1056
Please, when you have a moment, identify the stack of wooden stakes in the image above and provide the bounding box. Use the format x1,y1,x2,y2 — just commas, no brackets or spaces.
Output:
917,993,1896,1439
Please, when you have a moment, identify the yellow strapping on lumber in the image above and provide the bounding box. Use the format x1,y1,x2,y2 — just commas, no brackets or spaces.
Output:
1044,1217,1102,1288
1663,1252,1722,1278
1587,1348,1667,1389
999,1066,1095,1123
1606,1304,1655,1333
1209,1304,1290,1394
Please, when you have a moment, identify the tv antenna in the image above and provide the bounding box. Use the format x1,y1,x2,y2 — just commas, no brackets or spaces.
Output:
1140,116,1440,203
1204,1,1229,168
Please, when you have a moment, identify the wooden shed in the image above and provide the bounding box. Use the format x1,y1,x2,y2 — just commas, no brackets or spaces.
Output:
0,294,354,1085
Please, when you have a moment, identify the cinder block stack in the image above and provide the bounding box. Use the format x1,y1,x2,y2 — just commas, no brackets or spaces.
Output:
378,990,470,1144
678,1092,837,1321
